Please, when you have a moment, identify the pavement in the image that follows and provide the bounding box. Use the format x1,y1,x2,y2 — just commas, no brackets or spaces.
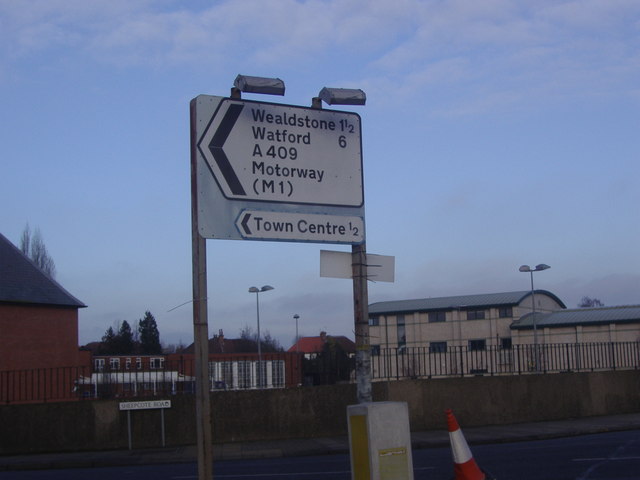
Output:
1,413,640,472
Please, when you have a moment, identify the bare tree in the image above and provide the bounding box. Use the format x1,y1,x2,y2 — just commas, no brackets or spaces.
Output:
20,224,56,278
578,296,604,308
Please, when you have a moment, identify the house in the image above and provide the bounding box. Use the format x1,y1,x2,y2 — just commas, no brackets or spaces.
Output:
0,233,88,372
0,232,89,403
288,331,356,385
288,331,356,358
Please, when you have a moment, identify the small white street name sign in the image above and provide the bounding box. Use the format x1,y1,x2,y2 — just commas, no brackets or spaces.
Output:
119,400,172,411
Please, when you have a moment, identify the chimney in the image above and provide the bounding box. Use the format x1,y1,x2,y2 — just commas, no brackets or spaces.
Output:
320,331,327,343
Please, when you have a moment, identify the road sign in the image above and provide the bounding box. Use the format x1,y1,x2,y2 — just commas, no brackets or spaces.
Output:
197,98,363,207
236,210,364,243
320,250,395,282
191,95,365,243
119,400,171,411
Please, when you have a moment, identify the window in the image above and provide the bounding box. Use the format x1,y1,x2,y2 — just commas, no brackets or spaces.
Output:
501,337,512,350
397,315,406,347
466,310,486,320
109,358,120,370
271,360,285,388
136,357,142,370
469,339,486,351
125,358,131,370
428,311,446,323
429,341,447,353
150,357,164,369
94,358,105,371
371,345,381,356
499,307,513,318
368,316,379,326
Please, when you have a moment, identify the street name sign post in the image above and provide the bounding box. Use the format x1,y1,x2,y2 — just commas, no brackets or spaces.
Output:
119,400,171,450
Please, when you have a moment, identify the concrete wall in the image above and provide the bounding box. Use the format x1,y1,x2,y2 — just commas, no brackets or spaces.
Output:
1,370,638,455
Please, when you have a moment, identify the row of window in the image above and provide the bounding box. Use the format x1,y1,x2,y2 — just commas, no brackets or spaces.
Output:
94,357,165,371
369,307,514,326
371,337,513,355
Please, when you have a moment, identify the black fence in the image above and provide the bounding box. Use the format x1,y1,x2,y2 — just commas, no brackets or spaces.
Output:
3,342,638,404
0,365,90,404
371,341,640,380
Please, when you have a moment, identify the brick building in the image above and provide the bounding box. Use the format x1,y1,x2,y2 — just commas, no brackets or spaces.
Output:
0,232,88,373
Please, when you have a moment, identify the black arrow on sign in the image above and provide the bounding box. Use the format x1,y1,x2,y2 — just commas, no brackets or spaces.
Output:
240,213,252,235
208,103,246,196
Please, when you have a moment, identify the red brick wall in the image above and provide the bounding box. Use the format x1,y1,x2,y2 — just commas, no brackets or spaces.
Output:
0,304,84,371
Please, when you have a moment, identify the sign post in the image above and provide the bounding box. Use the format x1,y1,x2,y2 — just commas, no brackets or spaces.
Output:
190,85,367,480
119,400,172,450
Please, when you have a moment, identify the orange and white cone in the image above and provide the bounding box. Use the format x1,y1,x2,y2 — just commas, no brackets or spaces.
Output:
446,409,486,480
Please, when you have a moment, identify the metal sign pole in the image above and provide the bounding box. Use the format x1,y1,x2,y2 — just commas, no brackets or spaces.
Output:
310,96,371,404
352,242,372,403
190,98,213,480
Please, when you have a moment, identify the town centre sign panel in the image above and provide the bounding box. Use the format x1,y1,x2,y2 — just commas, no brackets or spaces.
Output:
191,95,365,244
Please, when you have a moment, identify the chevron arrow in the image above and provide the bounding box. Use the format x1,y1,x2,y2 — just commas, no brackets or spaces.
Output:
207,103,246,196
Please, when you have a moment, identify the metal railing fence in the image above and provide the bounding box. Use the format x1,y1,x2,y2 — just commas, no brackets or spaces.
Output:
372,341,640,380
1,353,303,404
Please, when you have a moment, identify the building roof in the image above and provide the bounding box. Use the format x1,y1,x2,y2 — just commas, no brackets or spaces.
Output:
511,305,640,330
288,334,356,354
369,290,566,315
0,232,85,308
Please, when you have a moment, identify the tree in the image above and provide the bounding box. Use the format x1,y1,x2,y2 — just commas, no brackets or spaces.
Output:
99,321,134,354
237,325,282,352
115,320,134,354
138,311,161,354
20,224,56,278
100,326,117,354
578,296,604,308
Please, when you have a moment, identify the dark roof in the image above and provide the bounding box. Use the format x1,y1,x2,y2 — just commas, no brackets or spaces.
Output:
0,232,85,308
369,290,565,315
512,305,640,330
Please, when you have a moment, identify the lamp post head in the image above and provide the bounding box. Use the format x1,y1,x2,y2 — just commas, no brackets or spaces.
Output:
317,87,366,106
234,75,285,96
534,264,551,271
519,265,532,272
249,285,274,293
293,314,299,320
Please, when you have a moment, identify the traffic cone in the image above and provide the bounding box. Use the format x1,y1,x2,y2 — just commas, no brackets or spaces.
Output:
446,409,487,480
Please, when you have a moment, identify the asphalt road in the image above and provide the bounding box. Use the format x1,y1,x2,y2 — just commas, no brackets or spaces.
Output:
2,430,639,480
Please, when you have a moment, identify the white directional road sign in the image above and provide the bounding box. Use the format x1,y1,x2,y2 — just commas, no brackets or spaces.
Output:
236,210,364,244
197,98,363,207
191,95,365,243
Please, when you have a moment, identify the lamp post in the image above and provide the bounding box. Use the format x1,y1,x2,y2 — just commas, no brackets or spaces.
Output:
249,285,274,387
519,264,550,371
293,314,300,353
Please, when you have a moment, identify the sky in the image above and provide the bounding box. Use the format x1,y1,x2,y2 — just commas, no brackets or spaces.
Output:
2,0,639,350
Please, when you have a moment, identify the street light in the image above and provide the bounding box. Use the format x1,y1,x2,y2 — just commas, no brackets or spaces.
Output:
312,87,367,108
293,314,300,353
519,264,551,371
233,75,285,96
249,285,274,387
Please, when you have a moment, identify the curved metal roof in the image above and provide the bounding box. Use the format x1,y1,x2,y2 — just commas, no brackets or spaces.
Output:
511,305,640,329
369,290,566,315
